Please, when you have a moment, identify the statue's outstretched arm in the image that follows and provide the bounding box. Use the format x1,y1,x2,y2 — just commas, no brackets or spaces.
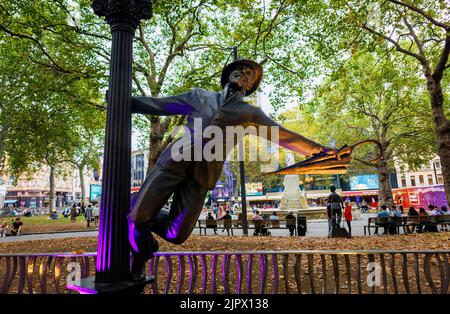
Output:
132,90,197,116
251,107,333,157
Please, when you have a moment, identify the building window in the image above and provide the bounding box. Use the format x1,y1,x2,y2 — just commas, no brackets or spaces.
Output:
401,176,406,187
434,160,441,169
438,174,444,184
428,174,434,185
410,176,416,187
419,175,424,185
136,154,144,168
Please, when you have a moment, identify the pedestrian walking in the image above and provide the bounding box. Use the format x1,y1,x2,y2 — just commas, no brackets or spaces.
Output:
92,205,100,227
85,204,93,227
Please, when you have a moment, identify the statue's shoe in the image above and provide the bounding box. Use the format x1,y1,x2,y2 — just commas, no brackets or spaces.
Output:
130,258,147,282
129,233,160,282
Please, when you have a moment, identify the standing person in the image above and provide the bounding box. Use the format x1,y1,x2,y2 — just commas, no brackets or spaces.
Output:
70,204,77,223
80,203,86,217
343,201,353,236
326,203,332,237
85,205,93,228
92,205,100,227
327,185,343,230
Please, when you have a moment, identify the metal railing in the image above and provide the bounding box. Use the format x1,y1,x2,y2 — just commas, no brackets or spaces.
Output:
0,250,449,294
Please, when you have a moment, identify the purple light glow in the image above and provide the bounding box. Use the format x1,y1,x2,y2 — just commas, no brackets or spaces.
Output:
107,197,114,271
166,208,188,240
66,285,97,295
127,215,139,253
96,202,105,271
164,102,194,115
128,193,139,253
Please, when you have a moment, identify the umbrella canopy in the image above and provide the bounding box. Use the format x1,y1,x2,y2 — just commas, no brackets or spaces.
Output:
265,140,381,176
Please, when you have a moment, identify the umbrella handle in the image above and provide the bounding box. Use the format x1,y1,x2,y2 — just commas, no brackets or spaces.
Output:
348,139,383,164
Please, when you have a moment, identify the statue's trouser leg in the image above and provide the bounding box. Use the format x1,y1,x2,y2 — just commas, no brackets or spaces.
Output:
154,179,208,245
129,165,208,261
129,165,186,261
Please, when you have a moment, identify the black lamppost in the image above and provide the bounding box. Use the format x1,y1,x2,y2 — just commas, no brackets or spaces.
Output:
232,46,249,236
68,0,153,293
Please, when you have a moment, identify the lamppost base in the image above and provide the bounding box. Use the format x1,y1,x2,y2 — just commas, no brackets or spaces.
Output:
67,276,154,294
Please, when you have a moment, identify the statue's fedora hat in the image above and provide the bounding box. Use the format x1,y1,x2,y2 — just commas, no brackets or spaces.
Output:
221,58,263,96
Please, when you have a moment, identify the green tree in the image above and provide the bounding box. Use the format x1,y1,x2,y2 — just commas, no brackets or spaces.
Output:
1,0,308,181
287,0,450,204
299,51,435,205
0,1,106,210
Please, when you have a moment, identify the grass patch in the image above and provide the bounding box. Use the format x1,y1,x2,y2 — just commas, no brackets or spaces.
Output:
1,215,97,233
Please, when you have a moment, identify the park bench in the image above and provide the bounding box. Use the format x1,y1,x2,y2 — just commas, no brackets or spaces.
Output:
364,216,401,235
196,219,297,236
405,216,420,233
388,216,407,234
364,214,450,235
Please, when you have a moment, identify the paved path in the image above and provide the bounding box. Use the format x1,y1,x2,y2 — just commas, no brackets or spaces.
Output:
0,231,99,243
0,213,378,243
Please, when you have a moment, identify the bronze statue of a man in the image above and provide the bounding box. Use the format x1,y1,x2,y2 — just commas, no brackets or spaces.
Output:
128,59,336,280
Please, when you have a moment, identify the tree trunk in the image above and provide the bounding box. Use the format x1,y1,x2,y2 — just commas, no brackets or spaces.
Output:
78,164,86,206
426,76,450,205
377,153,394,207
146,116,163,176
49,165,56,214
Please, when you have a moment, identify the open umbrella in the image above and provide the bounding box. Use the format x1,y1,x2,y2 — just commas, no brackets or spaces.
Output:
265,140,382,176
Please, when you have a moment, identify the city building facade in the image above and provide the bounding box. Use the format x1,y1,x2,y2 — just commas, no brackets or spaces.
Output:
395,156,444,188
2,167,73,208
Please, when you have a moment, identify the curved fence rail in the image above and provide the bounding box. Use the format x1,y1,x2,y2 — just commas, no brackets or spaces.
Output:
0,250,449,294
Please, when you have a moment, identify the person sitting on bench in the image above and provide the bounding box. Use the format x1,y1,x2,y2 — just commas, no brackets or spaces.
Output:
0,221,9,237
206,212,218,235
252,211,264,236
285,212,296,236
10,218,23,236
270,212,280,228
219,210,233,235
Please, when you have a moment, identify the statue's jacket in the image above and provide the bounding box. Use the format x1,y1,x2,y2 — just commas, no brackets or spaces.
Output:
132,87,324,190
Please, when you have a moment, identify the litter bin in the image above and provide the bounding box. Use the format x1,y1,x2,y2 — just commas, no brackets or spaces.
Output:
297,216,307,236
